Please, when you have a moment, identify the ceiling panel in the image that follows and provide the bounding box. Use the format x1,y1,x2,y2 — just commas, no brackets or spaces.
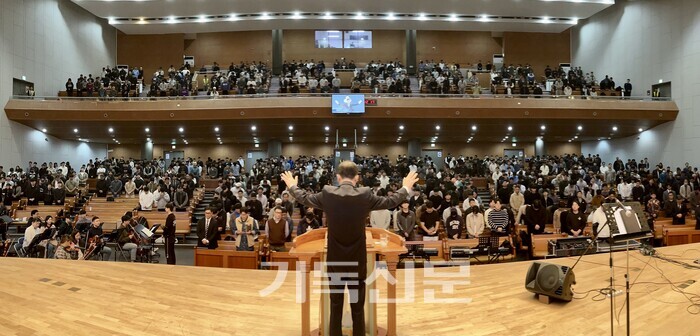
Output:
71,0,614,34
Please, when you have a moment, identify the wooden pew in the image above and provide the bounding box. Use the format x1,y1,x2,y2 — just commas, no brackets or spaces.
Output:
194,241,259,269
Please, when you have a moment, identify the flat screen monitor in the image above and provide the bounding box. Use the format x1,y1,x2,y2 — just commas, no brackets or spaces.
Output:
343,31,372,49
332,94,365,114
315,31,343,48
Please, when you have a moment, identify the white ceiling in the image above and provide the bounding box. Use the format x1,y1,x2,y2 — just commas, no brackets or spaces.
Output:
71,0,615,34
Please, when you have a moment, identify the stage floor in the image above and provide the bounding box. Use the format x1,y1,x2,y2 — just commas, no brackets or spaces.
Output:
1,244,699,335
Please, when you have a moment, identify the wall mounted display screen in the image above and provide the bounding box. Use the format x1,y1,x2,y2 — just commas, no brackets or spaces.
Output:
343,31,372,48
332,94,365,114
314,31,343,48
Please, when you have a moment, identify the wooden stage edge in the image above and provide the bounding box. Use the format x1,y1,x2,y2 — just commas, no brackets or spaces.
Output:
1,244,700,336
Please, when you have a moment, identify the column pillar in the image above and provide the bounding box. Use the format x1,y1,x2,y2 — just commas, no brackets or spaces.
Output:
405,30,417,75
535,137,546,157
141,141,153,161
407,139,421,158
272,29,284,76
268,139,282,157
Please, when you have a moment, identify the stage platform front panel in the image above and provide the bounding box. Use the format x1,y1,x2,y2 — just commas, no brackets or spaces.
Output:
1,244,699,335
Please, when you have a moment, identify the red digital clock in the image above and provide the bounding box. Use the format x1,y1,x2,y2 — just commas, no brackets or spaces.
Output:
364,98,377,106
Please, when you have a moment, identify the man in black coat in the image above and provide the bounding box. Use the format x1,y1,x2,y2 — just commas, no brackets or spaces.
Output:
281,162,418,336
196,208,219,249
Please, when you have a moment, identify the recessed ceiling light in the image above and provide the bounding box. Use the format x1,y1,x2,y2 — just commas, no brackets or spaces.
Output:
540,125,546,130
214,127,219,132
41,128,47,133
435,125,441,130
73,128,78,133
354,12,364,20
178,127,184,133
324,126,330,131
198,15,208,23
612,126,618,131
386,12,397,21
399,125,404,130
288,125,294,131
172,145,176,149
291,11,303,20
472,125,477,131
430,143,436,147
417,13,428,21
638,128,644,132
323,12,334,20
342,143,347,147
108,127,114,133
512,143,517,147
574,136,578,139
228,13,239,21
363,125,368,131
145,127,150,132
507,126,513,131
577,125,583,131
479,14,491,23
448,13,458,22
260,12,271,20
251,125,257,131
254,143,260,148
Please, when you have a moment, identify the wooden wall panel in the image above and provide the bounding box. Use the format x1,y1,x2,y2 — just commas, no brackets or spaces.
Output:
503,30,571,78
108,142,581,160
416,31,503,67
116,31,184,82
183,31,273,66
282,30,406,65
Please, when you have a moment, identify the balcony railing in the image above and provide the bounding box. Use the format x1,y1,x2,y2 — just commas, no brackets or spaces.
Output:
10,93,672,102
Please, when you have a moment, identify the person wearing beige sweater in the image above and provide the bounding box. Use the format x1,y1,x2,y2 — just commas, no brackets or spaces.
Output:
465,206,485,238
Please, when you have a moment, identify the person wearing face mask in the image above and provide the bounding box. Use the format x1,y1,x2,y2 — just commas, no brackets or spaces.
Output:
466,206,485,238
445,207,463,239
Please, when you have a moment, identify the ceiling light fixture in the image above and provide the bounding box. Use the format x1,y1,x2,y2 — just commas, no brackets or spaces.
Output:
354,12,365,20
541,125,546,130
638,128,644,132
324,126,330,131
363,125,368,131
108,127,114,133
448,14,459,22
41,128,47,133
178,127,184,133
435,125,441,130
323,12,334,20
288,125,294,131
612,126,618,131
251,125,257,131
291,11,303,20
386,13,397,21
399,125,404,130
214,127,219,132
145,127,150,132
507,126,513,131
73,128,78,133
260,12,271,20
472,125,477,131
577,125,583,131
228,13,239,21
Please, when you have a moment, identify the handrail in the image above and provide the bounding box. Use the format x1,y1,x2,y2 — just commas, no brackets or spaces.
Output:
10,94,672,102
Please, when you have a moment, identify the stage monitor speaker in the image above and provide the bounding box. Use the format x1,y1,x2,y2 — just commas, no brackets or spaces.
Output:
524,261,576,302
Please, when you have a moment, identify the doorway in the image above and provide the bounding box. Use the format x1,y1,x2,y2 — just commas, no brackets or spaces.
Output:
503,149,524,158
164,150,185,168
421,149,444,170
333,149,356,168
246,150,267,170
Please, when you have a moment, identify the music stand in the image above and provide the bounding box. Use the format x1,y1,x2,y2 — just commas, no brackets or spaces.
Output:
598,202,652,336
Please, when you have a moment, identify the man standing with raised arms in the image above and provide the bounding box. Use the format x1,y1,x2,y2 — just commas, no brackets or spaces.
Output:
281,162,418,336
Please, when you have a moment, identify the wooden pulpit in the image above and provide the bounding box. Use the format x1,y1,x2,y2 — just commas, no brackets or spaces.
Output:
290,228,407,336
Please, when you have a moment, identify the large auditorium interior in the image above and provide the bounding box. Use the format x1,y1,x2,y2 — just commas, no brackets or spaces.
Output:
2,0,700,335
